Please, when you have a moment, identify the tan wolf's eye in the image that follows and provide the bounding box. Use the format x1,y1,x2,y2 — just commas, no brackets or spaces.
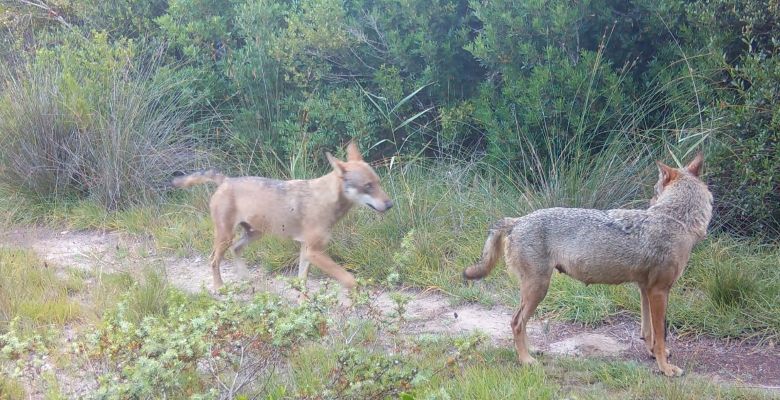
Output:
364,183,373,192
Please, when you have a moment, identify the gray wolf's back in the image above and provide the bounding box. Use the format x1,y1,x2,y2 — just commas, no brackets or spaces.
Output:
509,207,671,281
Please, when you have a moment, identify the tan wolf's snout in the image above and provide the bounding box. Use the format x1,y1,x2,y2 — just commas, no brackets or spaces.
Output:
174,141,392,292
464,153,712,377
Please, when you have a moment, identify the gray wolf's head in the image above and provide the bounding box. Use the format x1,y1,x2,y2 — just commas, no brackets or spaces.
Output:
327,141,393,212
650,152,707,206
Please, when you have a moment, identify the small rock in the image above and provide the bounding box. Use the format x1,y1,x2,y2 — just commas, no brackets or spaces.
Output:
548,333,628,357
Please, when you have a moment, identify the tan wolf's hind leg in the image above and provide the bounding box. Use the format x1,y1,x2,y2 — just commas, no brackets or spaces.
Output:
649,286,682,377
297,243,311,302
512,270,551,365
231,223,262,279
210,223,232,290
298,243,310,281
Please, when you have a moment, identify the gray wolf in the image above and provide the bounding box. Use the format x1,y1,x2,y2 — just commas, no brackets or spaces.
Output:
463,153,712,377
173,142,393,290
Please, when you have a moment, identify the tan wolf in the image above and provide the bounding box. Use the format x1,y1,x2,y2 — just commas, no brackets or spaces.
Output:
173,142,393,290
463,153,712,377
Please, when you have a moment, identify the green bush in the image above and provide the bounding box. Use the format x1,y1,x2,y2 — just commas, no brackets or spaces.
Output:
685,0,780,237
705,55,780,237
1,0,777,232
324,348,418,399
88,285,334,399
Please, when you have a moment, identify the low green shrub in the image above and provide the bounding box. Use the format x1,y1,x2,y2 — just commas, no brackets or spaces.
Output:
324,348,418,399
84,284,334,399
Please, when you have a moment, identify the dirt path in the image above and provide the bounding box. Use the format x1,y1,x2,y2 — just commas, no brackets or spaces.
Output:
2,227,779,391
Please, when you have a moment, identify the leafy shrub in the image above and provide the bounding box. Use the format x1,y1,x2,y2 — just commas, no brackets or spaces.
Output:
324,348,418,400
685,0,780,237
2,0,778,238
0,318,54,380
705,56,780,237
85,286,334,399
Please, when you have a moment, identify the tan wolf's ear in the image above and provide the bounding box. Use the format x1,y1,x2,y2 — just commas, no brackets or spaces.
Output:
326,152,346,176
685,152,704,177
656,160,679,187
346,140,363,162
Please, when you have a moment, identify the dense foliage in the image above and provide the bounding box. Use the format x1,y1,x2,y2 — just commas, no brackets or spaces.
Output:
0,0,776,236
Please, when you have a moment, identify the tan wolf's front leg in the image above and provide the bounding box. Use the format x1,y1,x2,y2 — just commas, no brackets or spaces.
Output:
304,247,357,289
640,285,671,359
639,285,654,357
649,287,682,377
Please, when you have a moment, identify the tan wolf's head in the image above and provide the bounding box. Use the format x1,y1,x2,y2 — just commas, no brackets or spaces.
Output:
326,141,393,212
650,152,705,206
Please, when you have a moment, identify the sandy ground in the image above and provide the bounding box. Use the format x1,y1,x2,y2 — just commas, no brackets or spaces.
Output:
2,227,779,394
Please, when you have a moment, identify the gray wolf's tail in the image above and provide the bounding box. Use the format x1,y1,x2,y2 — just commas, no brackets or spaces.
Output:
463,217,516,280
172,169,226,188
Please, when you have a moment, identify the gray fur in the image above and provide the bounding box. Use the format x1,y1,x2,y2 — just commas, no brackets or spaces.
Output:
462,153,712,377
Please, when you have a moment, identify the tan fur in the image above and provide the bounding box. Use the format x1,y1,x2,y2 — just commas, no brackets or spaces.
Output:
175,142,393,290
463,153,712,377
172,169,225,188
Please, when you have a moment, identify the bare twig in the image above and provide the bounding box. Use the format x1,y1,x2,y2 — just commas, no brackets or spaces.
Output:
16,0,72,29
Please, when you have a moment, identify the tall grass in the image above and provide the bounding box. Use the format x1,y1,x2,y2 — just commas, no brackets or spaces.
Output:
0,60,212,210
0,64,76,199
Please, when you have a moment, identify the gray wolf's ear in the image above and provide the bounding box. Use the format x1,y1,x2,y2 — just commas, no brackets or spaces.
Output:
346,140,363,162
685,152,704,177
656,160,678,187
326,152,346,176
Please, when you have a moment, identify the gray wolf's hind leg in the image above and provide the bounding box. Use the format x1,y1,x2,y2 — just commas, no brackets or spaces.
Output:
512,269,551,365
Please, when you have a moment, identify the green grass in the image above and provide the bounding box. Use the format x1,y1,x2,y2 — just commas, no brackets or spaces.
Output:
546,356,772,400
438,361,556,399
0,248,82,332
0,255,773,399
281,330,773,400
288,344,337,397
0,244,183,332
0,375,26,399
672,237,780,341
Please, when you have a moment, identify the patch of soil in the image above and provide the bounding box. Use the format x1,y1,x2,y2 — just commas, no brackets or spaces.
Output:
2,227,779,393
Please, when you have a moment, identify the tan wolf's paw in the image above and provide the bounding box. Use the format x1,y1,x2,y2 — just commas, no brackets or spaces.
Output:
646,346,671,359
337,290,353,310
297,291,309,304
518,355,538,366
341,275,357,290
235,263,251,280
660,364,684,377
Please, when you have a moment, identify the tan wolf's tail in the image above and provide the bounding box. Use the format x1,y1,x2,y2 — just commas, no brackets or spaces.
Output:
172,169,226,188
463,217,516,280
